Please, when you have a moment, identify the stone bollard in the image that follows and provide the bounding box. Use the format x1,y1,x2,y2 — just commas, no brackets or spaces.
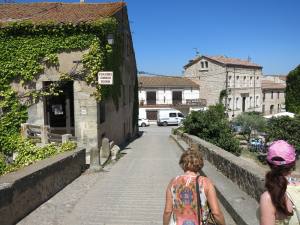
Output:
89,146,102,172
62,134,72,143
41,125,49,145
100,138,110,158
111,145,120,161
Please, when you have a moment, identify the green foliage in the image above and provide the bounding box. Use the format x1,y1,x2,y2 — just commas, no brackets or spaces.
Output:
219,89,228,103
0,18,122,158
286,65,300,114
0,140,77,175
183,104,241,155
266,115,300,152
233,112,267,140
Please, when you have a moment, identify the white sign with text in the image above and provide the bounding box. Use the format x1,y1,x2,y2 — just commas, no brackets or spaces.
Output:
98,71,113,85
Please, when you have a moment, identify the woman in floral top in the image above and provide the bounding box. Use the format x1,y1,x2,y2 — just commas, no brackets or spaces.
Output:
163,149,225,225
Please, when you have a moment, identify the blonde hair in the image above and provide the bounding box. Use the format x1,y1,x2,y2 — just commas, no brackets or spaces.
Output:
179,148,204,173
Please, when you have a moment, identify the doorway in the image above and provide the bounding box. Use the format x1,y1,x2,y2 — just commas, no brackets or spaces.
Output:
242,97,246,112
43,81,74,135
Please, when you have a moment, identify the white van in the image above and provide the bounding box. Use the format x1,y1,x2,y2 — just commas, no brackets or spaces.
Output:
157,109,184,126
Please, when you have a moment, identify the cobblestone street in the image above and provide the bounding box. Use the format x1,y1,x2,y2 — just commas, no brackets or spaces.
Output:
18,126,235,225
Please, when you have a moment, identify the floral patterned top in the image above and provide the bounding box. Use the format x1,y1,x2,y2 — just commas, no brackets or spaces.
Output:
169,174,209,225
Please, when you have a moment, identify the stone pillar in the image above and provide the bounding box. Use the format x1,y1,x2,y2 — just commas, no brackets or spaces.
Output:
89,146,102,172
21,123,29,138
100,138,110,158
62,134,72,143
41,125,49,145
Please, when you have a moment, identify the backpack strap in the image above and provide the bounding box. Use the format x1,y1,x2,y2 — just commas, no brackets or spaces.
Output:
196,175,203,225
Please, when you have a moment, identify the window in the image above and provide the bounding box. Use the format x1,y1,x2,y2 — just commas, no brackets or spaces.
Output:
228,76,232,87
99,101,105,124
271,91,273,99
178,113,184,118
256,96,259,107
243,76,247,87
172,91,182,105
250,77,253,86
205,61,208,68
228,98,232,109
169,113,176,117
278,104,280,113
263,92,266,101
277,91,280,99
201,62,204,68
236,97,239,109
236,76,239,87
146,91,156,105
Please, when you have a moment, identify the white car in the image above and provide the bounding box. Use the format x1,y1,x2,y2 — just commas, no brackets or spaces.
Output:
138,118,150,127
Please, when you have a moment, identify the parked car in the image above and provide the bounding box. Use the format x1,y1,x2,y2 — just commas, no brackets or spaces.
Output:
138,118,150,127
249,138,265,152
157,109,184,126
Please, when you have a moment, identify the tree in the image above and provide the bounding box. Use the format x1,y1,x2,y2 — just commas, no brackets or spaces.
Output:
233,112,267,141
183,104,241,155
266,115,300,153
286,65,300,114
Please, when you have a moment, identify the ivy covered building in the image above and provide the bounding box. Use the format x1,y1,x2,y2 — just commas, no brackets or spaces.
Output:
0,2,138,151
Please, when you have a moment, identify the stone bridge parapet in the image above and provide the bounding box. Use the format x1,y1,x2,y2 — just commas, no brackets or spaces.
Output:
0,148,86,225
174,129,266,201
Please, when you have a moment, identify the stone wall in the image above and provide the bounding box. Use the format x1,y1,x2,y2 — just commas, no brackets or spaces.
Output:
175,130,265,201
0,148,86,225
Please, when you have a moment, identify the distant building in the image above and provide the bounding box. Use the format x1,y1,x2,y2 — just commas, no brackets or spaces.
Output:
183,55,263,118
138,75,204,119
261,76,286,115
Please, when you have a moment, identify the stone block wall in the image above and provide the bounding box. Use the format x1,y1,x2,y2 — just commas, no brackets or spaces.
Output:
0,148,86,225
175,130,265,201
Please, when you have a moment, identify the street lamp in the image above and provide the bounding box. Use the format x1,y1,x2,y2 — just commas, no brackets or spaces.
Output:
107,34,114,45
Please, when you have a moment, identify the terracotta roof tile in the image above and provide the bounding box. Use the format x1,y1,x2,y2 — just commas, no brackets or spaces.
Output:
138,75,199,88
261,80,286,90
0,2,125,24
184,55,262,69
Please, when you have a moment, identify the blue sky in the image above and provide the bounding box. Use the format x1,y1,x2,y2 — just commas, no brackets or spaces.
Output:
17,0,300,75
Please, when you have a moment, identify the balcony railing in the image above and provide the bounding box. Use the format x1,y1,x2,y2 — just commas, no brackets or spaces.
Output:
139,99,207,107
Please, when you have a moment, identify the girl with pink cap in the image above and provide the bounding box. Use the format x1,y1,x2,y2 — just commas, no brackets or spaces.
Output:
260,140,300,225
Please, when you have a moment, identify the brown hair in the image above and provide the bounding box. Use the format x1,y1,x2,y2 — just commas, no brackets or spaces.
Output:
265,160,295,215
179,148,204,173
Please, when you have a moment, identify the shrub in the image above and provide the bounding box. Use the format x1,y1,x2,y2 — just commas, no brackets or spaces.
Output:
183,104,241,155
0,138,77,176
266,115,300,153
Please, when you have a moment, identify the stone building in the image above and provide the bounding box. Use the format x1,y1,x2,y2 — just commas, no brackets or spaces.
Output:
183,55,263,118
1,2,137,151
138,75,204,118
261,76,286,115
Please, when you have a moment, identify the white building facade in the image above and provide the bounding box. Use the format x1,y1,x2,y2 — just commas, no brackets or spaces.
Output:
183,56,263,118
138,75,203,119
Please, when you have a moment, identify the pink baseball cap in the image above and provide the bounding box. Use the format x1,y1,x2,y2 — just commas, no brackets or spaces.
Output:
267,140,296,165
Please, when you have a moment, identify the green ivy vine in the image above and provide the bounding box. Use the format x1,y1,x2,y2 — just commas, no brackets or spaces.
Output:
0,18,123,170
